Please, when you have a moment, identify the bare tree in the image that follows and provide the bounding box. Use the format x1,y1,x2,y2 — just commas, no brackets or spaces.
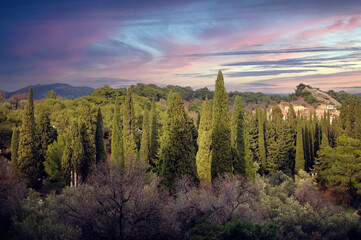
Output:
9,93,27,109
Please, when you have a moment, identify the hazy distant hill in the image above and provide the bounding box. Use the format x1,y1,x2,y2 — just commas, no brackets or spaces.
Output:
5,83,93,100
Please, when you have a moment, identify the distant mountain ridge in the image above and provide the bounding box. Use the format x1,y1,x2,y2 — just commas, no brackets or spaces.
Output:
5,83,93,100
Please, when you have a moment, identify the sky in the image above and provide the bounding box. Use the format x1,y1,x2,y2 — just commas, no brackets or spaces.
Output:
1,0,361,93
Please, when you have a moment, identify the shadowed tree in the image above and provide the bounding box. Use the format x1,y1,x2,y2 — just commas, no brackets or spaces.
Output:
139,108,150,164
18,86,39,188
11,128,19,169
149,99,160,170
123,88,138,164
111,97,124,164
295,120,305,173
95,107,106,164
232,96,246,175
160,92,198,189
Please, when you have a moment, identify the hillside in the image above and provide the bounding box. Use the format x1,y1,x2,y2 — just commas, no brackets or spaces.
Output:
303,87,341,107
5,83,93,100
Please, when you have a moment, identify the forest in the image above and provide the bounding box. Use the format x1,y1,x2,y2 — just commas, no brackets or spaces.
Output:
1,71,361,239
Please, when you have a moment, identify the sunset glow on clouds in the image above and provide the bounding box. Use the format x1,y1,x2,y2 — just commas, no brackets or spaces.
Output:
1,0,361,93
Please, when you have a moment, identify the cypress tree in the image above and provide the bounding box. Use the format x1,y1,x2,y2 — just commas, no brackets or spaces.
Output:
244,117,255,181
36,108,57,185
149,99,160,170
211,71,232,180
11,127,19,168
257,108,267,175
111,97,124,164
232,96,246,175
196,98,212,182
18,86,39,188
139,108,150,164
77,122,88,183
160,92,198,189
95,107,106,164
295,120,305,173
79,103,96,165
123,88,138,163
61,121,76,186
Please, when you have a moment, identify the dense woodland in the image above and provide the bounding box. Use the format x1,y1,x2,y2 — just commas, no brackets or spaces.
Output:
1,71,361,239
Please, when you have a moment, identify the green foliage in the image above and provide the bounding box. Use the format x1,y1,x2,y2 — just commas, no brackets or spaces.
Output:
11,127,19,168
211,71,232,180
139,108,150,164
160,92,198,189
189,218,276,240
111,97,124,163
257,109,267,175
13,190,80,240
44,134,66,189
295,121,305,173
95,107,106,164
149,99,160,170
123,88,138,163
18,86,40,189
232,96,246,175
196,98,212,182
188,99,202,112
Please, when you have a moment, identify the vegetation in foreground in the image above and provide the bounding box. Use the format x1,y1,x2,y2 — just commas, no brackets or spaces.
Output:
1,71,361,239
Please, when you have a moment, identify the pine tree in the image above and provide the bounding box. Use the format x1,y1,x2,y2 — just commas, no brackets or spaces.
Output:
244,118,255,181
139,108,150,164
111,97,124,164
11,127,19,168
95,107,106,164
18,86,39,188
123,88,138,163
295,120,305,173
211,71,232,180
232,96,246,175
160,92,198,189
196,98,212,182
45,134,66,188
257,108,267,175
149,99,160,170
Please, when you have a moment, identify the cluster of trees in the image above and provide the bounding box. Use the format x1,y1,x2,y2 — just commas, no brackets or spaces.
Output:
2,71,361,238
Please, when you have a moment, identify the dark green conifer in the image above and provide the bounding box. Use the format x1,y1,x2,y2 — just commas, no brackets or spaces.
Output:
257,108,267,175
149,99,159,170
18,86,39,188
123,88,138,163
232,96,246,175
211,71,232,180
95,107,106,164
160,92,198,189
111,97,124,163
295,120,305,173
11,127,19,168
139,108,150,164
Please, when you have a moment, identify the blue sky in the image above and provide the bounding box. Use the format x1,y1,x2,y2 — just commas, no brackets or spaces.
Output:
1,0,361,93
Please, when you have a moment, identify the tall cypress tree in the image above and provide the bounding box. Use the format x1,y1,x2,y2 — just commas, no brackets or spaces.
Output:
232,96,246,175
123,88,138,163
78,122,88,183
196,98,212,182
95,107,106,164
257,108,267,175
11,127,19,168
79,103,96,165
111,97,124,164
61,121,76,186
139,108,150,164
160,92,198,189
211,71,232,180
149,99,160,170
295,120,305,173
18,86,39,188
36,108,57,185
